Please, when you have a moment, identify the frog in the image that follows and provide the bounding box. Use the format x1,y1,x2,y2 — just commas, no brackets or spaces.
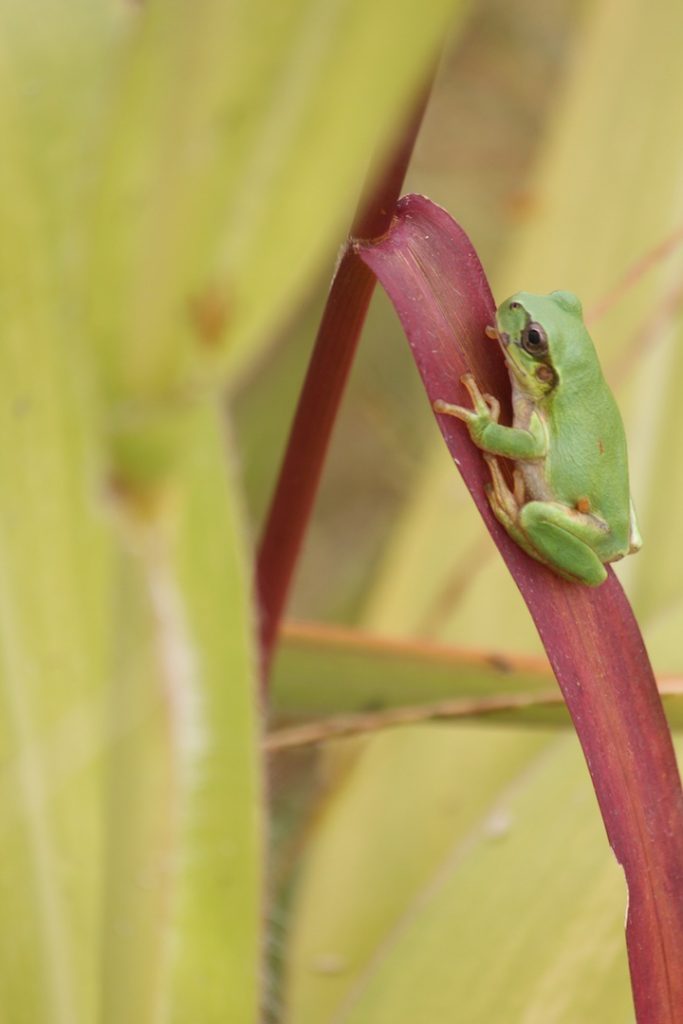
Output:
433,290,641,586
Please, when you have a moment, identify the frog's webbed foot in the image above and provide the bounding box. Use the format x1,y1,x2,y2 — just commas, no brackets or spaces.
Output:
483,454,519,527
460,374,501,422
482,393,500,423
433,373,500,424
481,454,541,563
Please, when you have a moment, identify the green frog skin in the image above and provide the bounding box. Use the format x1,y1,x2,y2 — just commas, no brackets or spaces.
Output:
434,290,642,586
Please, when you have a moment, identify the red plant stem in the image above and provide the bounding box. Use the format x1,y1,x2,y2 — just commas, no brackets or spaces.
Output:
255,83,432,682
356,195,683,1021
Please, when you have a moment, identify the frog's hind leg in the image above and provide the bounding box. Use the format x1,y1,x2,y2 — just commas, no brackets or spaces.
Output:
519,501,608,586
483,454,517,523
513,467,525,506
482,455,542,563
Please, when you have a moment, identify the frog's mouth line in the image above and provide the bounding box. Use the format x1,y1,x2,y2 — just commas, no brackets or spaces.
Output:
487,316,557,395
488,325,530,386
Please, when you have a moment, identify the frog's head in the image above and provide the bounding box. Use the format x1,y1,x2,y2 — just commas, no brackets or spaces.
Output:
491,290,596,398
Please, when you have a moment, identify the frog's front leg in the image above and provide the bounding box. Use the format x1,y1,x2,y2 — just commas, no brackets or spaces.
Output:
434,377,536,547
433,374,547,460
433,373,501,438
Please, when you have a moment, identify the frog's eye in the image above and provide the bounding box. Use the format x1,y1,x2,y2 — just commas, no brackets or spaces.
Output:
521,322,548,357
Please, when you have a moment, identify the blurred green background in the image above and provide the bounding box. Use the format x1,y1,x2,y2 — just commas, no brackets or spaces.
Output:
2,0,683,1021
261,1,683,1021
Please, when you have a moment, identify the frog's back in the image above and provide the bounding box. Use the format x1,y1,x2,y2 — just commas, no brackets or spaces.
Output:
500,289,637,562
545,371,632,556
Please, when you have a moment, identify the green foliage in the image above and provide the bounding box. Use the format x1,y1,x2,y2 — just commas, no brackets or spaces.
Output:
286,729,637,1024
277,1,683,1021
5,0,683,1019
0,0,458,1021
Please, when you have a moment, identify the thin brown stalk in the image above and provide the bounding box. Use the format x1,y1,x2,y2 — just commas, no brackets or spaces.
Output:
265,677,683,752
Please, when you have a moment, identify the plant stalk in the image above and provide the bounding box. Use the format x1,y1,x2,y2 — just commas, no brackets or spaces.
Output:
255,82,432,682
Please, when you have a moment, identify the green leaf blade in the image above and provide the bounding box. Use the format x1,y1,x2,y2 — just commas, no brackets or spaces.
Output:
100,406,263,1024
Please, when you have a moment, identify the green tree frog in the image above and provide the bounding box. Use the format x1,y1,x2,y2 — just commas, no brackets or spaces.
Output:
433,290,642,586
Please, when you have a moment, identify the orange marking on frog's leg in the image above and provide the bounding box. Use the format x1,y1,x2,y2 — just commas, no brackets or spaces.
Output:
576,497,591,514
